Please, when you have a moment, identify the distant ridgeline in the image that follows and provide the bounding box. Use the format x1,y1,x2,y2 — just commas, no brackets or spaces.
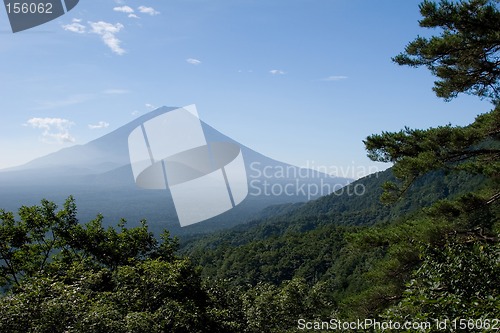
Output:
181,167,486,250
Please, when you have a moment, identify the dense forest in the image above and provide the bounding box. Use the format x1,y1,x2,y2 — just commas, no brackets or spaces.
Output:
0,0,499,332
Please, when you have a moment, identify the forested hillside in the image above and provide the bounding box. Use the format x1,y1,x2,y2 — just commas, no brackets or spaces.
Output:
181,167,485,250
181,166,496,327
0,0,498,332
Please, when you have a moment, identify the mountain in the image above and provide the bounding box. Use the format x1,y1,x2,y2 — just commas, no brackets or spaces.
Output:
0,106,351,236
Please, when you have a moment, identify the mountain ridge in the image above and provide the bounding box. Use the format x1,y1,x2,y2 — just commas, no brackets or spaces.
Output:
0,106,352,235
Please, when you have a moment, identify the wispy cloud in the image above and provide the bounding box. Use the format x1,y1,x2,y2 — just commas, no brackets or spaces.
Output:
270,69,286,75
88,121,110,130
322,75,348,81
145,103,156,110
25,118,75,144
88,21,125,55
103,89,130,95
138,6,160,16
34,94,93,110
113,5,134,13
186,58,201,65
62,18,86,33
114,5,140,18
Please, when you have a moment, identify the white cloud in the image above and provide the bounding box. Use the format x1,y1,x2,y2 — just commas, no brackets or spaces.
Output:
53,132,76,143
103,89,130,95
63,20,126,55
145,103,156,109
186,58,201,65
25,117,72,131
131,110,140,116
88,21,125,55
25,118,75,144
270,69,286,75
113,5,134,13
88,121,110,130
322,75,348,81
62,18,86,33
128,14,139,19
138,6,160,16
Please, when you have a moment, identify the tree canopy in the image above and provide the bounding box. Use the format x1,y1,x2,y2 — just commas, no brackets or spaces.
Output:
367,0,500,203
0,197,223,333
363,0,500,323
393,0,500,104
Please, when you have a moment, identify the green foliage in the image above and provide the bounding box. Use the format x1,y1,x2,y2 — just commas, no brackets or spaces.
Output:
393,0,500,103
67,216,159,269
358,0,500,325
0,198,223,333
377,196,500,324
0,197,79,287
364,106,499,203
0,258,216,333
385,240,500,323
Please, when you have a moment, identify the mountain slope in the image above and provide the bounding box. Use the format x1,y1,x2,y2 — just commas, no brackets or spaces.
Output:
182,167,487,251
0,106,351,236
181,168,489,307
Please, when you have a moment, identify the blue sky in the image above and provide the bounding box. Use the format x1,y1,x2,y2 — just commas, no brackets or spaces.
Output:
0,0,493,178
